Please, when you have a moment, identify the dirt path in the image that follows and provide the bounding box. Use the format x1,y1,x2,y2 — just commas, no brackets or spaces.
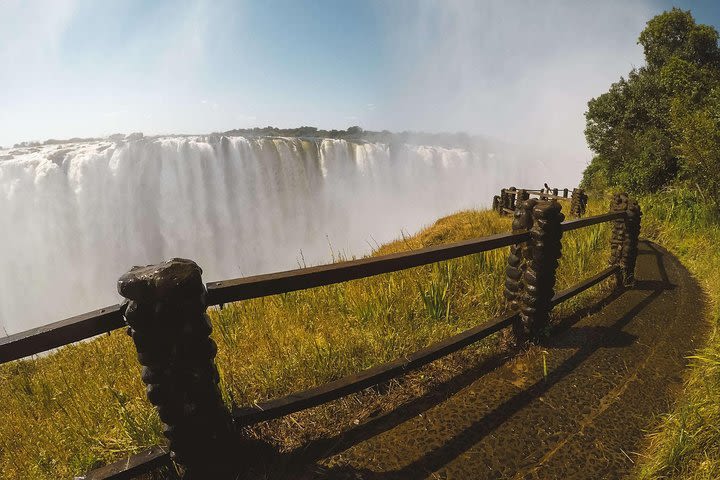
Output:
256,241,706,479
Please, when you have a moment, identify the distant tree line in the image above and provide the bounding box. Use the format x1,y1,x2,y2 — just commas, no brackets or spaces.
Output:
220,125,480,149
6,126,484,152
582,8,720,213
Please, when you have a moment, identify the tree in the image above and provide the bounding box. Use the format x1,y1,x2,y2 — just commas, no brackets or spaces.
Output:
582,7,720,208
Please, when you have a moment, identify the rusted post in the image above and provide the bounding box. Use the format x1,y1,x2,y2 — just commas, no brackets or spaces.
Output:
492,195,501,213
504,198,536,345
118,258,238,479
609,193,642,286
521,200,564,341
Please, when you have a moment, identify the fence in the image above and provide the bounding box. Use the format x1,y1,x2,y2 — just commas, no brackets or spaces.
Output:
492,186,589,217
0,193,641,479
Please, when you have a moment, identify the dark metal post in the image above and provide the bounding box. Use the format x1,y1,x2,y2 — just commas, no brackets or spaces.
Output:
609,194,642,286
520,200,564,341
552,188,558,197
570,188,587,217
504,198,536,345
118,258,238,479
563,188,569,198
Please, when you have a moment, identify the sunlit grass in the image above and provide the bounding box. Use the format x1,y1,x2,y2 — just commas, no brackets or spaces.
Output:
633,190,720,480
0,200,615,479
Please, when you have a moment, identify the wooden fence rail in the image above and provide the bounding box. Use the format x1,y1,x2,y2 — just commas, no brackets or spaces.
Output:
0,192,641,480
492,186,590,217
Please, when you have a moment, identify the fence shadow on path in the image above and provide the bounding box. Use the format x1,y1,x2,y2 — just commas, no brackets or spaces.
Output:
247,243,677,479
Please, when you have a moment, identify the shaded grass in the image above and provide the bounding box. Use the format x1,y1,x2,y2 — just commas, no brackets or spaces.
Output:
632,189,720,480
0,201,614,479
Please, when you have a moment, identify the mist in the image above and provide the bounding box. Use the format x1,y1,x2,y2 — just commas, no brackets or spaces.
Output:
0,1,659,332
1,135,547,334
368,0,654,186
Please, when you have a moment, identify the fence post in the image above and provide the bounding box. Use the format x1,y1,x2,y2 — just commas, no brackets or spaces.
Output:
609,193,642,286
517,188,529,204
521,200,564,341
118,258,238,479
504,198,537,344
563,188,569,198
570,188,587,217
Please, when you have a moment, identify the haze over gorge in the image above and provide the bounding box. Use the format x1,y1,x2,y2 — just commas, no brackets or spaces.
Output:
0,133,563,334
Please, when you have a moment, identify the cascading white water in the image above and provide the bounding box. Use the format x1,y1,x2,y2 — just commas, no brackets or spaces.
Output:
0,135,541,334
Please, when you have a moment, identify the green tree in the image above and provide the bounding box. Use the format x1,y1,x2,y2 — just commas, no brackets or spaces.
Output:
582,7,720,210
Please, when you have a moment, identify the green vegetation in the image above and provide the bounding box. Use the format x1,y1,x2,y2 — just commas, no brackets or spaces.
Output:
583,8,720,212
580,8,720,478
635,190,720,479
0,202,614,479
220,125,483,149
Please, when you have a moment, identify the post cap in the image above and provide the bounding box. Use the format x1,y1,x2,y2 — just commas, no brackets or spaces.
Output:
118,258,204,303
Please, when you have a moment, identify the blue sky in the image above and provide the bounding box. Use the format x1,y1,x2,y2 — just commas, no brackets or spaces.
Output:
1,1,719,153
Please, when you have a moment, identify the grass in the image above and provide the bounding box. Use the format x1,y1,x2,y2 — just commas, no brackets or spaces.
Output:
0,200,615,479
631,189,720,480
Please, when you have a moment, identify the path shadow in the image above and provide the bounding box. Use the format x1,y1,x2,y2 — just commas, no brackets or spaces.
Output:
245,241,675,479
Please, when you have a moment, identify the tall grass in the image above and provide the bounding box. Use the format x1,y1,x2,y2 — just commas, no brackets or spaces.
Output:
0,201,614,479
633,189,720,480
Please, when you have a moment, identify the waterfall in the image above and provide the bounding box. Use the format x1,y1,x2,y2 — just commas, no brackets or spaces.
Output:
0,135,538,334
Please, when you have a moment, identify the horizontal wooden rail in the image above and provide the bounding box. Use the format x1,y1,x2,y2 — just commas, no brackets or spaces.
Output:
561,211,624,232
0,210,624,364
205,230,532,306
83,445,171,480
551,265,620,306
501,189,570,201
0,304,125,364
232,312,518,426
231,265,621,427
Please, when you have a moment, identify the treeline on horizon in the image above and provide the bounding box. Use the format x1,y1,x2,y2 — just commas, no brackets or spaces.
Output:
221,125,481,149
581,7,720,215
8,126,482,151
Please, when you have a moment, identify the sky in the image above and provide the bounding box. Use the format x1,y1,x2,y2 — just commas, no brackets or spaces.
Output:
2,0,720,158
